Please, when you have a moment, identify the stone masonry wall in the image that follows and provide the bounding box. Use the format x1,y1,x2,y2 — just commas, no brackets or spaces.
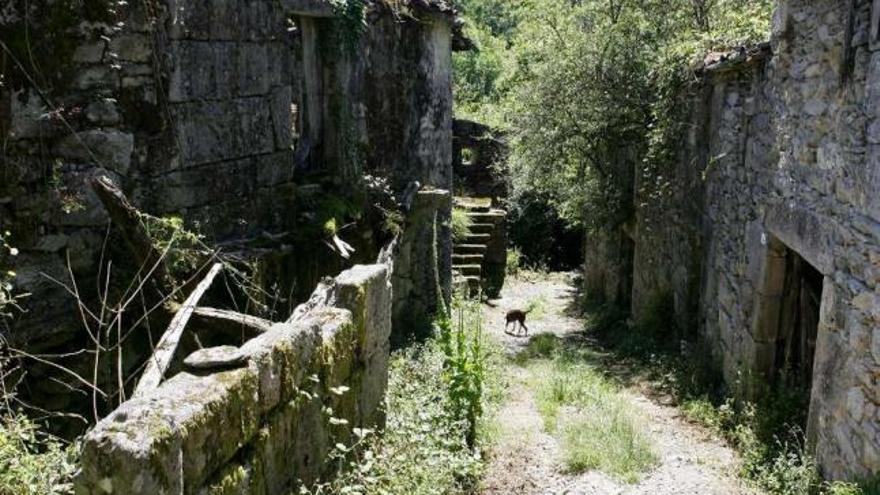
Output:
1,0,457,426
622,0,880,480
75,262,392,494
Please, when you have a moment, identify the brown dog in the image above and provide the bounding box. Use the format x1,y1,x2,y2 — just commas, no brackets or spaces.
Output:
505,309,532,336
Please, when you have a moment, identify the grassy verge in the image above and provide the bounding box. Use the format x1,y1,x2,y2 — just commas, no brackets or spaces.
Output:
583,296,877,495
303,297,502,495
516,335,658,483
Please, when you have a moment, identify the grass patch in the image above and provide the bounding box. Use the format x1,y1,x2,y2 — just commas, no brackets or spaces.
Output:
522,336,658,483
523,295,548,320
582,295,878,495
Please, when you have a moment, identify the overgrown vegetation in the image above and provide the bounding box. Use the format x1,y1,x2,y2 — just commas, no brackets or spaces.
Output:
516,335,658,483
451,207,473,243
0,414,77,495
582,296,877,494
1,235,77,494
453,0,772,265
0,233,24,327
303,297,501,494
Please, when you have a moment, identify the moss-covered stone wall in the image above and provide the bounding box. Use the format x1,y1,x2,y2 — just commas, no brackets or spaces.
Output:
75,263,392,494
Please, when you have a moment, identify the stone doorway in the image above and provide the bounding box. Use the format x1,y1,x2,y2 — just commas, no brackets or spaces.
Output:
753,236,823,415
773,245,822,391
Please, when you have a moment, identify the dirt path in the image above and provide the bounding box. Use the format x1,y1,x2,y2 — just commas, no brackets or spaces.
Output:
480,273,756,495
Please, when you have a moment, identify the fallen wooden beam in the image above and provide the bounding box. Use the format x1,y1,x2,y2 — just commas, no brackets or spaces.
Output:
133,262,223,398
90,175,175,295
191,306,273,335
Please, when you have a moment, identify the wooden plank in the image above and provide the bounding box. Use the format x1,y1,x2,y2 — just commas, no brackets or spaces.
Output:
191,306,273,334
132,263,223,398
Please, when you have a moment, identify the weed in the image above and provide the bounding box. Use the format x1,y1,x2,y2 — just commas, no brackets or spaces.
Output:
302,297,501,494
451,208,473,243
525,337,658,483
436,297,485,447
506,248,522,277
583,300,876,494
0,413,77,495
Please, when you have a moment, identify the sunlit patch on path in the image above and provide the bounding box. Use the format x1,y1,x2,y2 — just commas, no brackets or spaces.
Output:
479,273,757,495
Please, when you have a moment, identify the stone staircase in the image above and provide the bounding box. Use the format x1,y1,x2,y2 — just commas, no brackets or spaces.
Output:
452,198,507,296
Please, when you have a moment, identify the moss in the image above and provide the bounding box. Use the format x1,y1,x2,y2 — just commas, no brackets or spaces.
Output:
205,464,249,495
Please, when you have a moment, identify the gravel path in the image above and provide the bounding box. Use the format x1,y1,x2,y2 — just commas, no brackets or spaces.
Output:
480,273,757,495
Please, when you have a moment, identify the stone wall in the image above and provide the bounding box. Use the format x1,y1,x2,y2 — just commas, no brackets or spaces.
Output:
1,0,457,428
75,262,392,494
452,118,507,203
606,0,880,480
391,188,452,343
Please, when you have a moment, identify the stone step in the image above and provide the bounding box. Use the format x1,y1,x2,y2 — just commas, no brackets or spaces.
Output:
453,244,488,255
454,197,492,213
453,275,481,296
453,264,482,276
467,211,506,224
464,233,491,244
469,223,496,234
452,253,484,265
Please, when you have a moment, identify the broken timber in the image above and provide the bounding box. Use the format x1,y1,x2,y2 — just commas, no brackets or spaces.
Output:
191,306,273,335
132,262,223,398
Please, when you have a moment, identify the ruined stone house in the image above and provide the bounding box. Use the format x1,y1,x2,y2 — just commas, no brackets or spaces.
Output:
1,1,468,487
585,0,880,480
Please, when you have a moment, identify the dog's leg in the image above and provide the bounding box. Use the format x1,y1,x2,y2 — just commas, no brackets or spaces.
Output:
522,321,529,336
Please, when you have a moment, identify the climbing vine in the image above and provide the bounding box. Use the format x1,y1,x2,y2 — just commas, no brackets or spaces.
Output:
326,0,368,57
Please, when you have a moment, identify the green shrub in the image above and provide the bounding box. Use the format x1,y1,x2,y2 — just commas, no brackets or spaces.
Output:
506,248,522,277
451,208,473,243
0,414,78,495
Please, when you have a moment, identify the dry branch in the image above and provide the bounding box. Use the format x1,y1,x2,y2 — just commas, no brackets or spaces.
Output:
132,262,223,398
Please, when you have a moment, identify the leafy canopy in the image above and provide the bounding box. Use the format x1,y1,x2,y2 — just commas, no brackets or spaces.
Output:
453,0,773,229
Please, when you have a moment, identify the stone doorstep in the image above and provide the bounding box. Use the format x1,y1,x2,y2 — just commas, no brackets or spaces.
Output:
452,253,484,264
453,243,489,254
469,223,496,234
452,264,482,276
464,233,492,244
452,275,481,292
467,211,506,224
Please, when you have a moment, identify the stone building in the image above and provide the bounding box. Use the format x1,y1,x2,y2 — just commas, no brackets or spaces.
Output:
586,0,880,480
1,0,463,434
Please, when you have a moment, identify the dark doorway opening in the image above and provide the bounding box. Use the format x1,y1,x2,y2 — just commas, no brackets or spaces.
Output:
773,245,822,395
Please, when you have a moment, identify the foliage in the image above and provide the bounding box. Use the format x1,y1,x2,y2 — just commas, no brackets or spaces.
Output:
326,0,368,56
583,301,875,494
140,214,208,277
0,413,77,495
302,298,499,495
453,0,773,248
519,336,658,483
450,208,473,243
506,190,584,270
0,232,24,324
505,248,521,277
435,297,485,447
